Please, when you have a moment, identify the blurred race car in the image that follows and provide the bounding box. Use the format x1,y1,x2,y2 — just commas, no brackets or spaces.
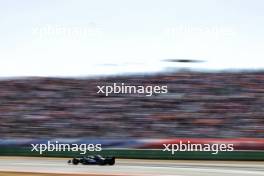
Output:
68,155,115,165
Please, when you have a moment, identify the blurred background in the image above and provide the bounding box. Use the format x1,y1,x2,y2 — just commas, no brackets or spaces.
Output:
0,71,263,139
0,0,263,159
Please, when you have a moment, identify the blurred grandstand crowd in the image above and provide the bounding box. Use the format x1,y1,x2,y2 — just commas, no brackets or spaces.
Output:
0,71,263,139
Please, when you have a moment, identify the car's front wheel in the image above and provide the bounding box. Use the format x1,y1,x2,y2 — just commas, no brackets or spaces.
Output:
72,158,80,165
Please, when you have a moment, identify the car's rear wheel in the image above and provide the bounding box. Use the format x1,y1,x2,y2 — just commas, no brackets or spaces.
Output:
108,158,115,165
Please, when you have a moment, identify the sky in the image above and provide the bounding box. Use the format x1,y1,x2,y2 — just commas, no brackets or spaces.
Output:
0,0,264,77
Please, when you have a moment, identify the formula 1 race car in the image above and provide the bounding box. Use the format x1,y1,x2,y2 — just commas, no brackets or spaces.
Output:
68,155,115,165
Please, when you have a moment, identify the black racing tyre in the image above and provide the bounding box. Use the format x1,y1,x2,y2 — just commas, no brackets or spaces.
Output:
72,158,80,165
108,158,115,165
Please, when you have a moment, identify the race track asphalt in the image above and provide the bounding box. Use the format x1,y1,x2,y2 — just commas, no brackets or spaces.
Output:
0,157,263,176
